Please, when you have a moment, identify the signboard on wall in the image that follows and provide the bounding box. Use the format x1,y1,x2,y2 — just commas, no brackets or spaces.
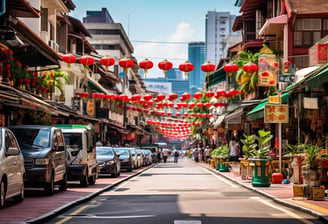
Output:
258,54,277,87
316,43,328,64
86,99,95,116
264,104,289,123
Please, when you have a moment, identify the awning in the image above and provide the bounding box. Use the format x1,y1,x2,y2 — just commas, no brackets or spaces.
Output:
305,66,328,91
207,68,226,88
213,115,225,128
11,19,61,67
247,92,289,121
86,76,110,94
259,15,287,37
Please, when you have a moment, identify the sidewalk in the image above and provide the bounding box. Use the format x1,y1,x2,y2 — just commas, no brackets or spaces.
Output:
197,160,328,222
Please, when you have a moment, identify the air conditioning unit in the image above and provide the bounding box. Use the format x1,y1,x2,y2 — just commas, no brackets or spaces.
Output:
48,40,59,52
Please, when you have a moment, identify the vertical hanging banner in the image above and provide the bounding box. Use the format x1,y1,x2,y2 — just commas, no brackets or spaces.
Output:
86,99,95,116
258,54,278,87
316,43,328,64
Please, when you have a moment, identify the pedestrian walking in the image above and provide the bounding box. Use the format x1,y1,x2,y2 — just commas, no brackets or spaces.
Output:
162,148,169,163
193,147,199,162
174,150,179,163
229,136,239,161
205,146,211,162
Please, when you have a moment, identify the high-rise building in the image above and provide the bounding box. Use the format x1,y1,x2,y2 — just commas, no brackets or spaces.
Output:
188,42,205,96
205,11,237,65
83,8,114,23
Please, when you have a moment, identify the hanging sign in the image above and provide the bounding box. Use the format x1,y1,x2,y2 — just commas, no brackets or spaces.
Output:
264,104,289,123
316,43,328,64
258,54,277,87
268,95,280,104
86,99,95,116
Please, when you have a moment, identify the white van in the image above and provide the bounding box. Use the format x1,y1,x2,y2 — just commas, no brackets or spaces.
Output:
54,124,97,187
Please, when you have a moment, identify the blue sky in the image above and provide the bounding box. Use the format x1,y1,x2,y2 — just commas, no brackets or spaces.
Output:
69,0,241,77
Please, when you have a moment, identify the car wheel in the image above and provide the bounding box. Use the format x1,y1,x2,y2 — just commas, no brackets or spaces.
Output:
80,168,88,187
0,179,6,208
88,173,96,185
111,167,117,178
13,177,24,203
59,173,68,191
44,174,54,196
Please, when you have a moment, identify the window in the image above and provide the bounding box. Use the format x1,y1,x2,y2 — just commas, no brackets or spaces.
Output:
294,18,326,47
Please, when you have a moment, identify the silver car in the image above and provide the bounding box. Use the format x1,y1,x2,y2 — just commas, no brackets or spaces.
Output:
0,127,25,208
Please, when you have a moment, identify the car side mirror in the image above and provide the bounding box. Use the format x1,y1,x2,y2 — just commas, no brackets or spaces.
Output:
6,147,19,156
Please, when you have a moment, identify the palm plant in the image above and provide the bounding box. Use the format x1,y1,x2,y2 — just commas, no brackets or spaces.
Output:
45,69,70,97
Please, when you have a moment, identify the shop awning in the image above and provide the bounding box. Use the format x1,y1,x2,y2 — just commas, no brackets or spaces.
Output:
259,15,287,37
86,76,109,94
207,68,226,88
213,115,225,128
305,66,328,91
247,92,289,121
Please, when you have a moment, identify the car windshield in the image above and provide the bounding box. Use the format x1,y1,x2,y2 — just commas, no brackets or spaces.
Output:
63,133,82,149
96,147,114,156
113,148,129,156
11,128,50,148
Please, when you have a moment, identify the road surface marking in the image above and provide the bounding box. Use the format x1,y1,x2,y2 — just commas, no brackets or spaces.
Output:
56,204,90,224
74,215,155,219
251,197,313,224
201,167,238,188
174,220,201,224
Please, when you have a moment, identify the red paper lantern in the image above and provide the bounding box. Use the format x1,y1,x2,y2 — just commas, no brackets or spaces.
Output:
243,62,258,73
193,92,203,100
167,112,172,116
196,113,202,117
201,61,215,76
202,113,208,118
189,102,195,108
79,55,95,75
168,93,178,101
223,63,239,78
139,58,153,79
62,54,76,68
156,94,166,101
100,56,115,72
158,59,173,79
197,103,204,108
168,102,174,108
181,92,191,101
205,103,211,108
131,94,141,102
119,58,134,74
118,94,129,102
190,113,196,117
179,61,194,80
205,91,214,98
176,112,181,117
143,94,153,101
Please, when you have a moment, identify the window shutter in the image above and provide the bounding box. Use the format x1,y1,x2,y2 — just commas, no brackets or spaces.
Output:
41,7,48,32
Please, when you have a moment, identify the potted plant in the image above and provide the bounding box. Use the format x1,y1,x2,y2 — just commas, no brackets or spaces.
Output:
218,144,230,172
249,129,273,187
210,148,220,169
239,134,257,180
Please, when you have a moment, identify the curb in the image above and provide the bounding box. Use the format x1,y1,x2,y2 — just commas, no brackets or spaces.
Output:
202,163,328,223
26,165,155,224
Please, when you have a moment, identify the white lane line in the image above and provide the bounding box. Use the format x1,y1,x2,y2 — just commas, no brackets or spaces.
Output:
174,220,202,224
81,215,155,219
250,197,314,224
201,167,238,188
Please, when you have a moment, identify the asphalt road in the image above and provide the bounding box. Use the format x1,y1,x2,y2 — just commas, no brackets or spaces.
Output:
46,157,325,224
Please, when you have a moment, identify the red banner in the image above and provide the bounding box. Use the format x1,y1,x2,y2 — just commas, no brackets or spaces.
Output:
316,43,328,64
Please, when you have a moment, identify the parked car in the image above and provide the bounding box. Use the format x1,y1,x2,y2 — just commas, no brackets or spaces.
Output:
53,124,97,187
96,147,120,177
0,127,25,208
8,125,68,195
136,149,146,167
143,149,153,166
113,148,133,172
128,148,138,169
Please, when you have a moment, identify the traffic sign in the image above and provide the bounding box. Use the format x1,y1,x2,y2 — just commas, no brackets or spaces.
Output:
278,75,295,82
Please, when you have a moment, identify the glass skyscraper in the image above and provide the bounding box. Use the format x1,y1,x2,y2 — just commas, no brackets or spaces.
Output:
188,42,205,96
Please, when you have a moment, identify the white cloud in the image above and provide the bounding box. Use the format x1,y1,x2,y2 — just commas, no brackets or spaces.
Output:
134,22,196,78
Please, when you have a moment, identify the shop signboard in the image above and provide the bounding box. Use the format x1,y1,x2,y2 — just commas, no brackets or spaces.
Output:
264,104,289,123
316,43,328,64
268,95,280,104
258,54,277,87
86,99,95,116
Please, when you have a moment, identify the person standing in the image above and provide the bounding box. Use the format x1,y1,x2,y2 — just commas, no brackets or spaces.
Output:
229,136,239,161
162,148,169,163
173,150,179,163
193,147,199,162
205,146,211,162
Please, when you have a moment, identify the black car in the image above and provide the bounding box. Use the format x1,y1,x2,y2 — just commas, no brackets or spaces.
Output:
96,147,120,177
7,125,68,195
113,147,133,172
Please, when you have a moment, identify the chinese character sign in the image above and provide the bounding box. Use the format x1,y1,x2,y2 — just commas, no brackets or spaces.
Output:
264,104,288,123
316,43,328,64
268,95,280,104
258,54,278,87
86,99,95,116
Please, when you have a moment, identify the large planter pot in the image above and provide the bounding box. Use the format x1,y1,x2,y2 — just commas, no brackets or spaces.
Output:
239,159,253,180
250,158,272,187
219,159,230,172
